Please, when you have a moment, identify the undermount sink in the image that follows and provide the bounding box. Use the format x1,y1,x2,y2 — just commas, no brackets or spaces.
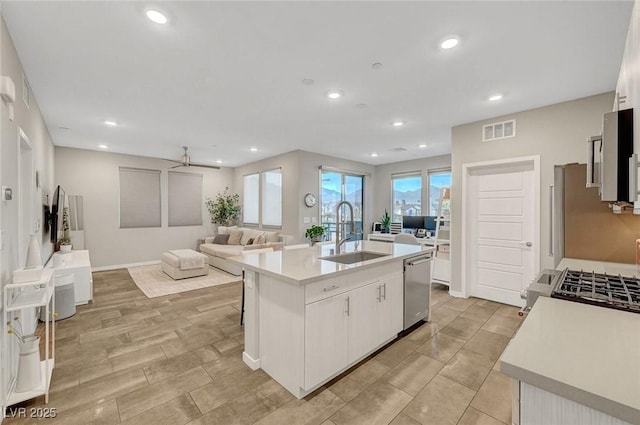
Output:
320,251,389,265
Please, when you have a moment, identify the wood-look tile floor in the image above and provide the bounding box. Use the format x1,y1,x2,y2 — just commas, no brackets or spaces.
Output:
4,269,524,425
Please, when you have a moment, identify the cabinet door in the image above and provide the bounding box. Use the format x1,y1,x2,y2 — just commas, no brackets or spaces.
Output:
305,295,348,390
347,281,381,363
379,274,403,341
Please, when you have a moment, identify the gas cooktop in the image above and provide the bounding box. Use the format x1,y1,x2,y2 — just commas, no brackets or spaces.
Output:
551,269,640,314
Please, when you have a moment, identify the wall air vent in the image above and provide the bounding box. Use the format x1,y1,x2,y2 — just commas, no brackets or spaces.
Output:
391,147,407,152
483,119,516,142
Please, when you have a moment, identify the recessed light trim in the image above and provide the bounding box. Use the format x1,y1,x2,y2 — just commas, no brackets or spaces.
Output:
104,120,118,126
146,9,168,25
216,160,223,164
250,147,258,152
370,152,379,158
371,62,383,70
327,90,343,100
489,94,503,102
440,37,459,50
418,143,427,148
392,120,405,127
98,144,108,149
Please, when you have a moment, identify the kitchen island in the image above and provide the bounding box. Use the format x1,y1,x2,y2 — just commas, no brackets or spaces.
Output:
227,240,432,399
500,296,640,425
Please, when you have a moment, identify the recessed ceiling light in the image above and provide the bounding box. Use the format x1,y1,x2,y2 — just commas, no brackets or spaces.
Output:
392,121,405,127
489,94,503,102
104,120,118,126
216,160,223,164
370,153,378,158
327,90,343,100
371,63,383,70
355,103,366,109
146,10,168,25
301,78,314,85
418,143,427,148
440,37,459,49
98,144,108,149
250,147,258,152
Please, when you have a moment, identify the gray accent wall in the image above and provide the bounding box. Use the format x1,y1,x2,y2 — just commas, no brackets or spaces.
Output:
450,92,615,295
55,147,233,268
0,16,56,286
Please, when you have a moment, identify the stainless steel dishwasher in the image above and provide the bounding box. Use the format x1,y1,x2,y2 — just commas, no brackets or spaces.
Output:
403,253,433,330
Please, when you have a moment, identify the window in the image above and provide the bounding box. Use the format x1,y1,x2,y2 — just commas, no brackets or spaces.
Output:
391,173,422,223
428,170,452,215
320,170,364,241
243,169,282,227
119,167,161,228
262,169,282,227
243,173,259,225
168,171,203,227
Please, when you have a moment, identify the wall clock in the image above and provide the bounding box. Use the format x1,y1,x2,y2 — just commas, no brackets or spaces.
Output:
304,193,316,207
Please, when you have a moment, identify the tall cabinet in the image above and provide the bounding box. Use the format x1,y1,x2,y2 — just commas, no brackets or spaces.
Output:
432,187,451,285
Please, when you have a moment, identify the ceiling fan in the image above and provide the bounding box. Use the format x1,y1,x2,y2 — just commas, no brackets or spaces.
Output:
167,146,220,170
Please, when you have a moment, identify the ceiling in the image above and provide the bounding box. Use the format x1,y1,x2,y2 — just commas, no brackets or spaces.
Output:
1,1,633,167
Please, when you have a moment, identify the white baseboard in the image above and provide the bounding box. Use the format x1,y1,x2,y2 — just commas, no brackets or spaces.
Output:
243,351,261,370
92,260,161,272
448,289,466,298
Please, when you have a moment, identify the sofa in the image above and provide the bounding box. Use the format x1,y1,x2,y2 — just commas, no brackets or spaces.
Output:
199,226,286,275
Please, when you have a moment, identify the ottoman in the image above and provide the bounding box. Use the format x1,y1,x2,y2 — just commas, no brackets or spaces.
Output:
161,249,209,280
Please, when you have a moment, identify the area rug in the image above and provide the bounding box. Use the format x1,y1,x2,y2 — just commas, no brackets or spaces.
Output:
128,264,240,298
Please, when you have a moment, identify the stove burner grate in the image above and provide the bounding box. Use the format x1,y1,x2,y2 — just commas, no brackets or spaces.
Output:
551,269,640,314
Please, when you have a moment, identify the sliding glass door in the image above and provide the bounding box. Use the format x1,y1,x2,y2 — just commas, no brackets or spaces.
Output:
320,170,364,241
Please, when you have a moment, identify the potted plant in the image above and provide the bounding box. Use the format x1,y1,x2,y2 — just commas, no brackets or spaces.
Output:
205,187,241,229
59,206,72,252
305,225,326,246
380,209,391,233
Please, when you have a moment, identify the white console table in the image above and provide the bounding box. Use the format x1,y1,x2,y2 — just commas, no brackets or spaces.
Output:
367,233,435,246
46,250,93,305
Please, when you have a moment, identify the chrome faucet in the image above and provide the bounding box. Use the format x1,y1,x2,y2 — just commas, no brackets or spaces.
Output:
335,201,355,254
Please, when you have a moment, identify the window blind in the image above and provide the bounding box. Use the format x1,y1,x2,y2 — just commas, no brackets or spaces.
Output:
119,167,161,228
243,173,259,224
168,171,203,227
261,169,282,227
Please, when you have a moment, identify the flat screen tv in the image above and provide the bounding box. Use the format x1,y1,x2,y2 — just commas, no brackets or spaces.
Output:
402,215,426,230
50,185,65,244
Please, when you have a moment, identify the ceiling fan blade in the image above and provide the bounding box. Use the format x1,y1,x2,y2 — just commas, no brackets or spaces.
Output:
169,164,184,169
164,158,184,164
189,163,221,170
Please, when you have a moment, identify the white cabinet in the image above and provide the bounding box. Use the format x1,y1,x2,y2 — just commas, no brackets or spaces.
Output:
304,295,348,390
46,250,92,305
304,273,403,391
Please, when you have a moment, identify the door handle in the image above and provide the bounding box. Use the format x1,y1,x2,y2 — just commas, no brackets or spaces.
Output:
382,283,387,300
520,241,533,247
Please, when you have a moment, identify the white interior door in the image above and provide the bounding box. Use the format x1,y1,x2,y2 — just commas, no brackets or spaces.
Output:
467,161,537,306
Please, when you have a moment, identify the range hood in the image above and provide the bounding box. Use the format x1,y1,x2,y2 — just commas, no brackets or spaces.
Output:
586,108,634,202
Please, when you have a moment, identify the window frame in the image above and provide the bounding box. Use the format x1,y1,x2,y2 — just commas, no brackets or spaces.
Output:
427,168,452,216
390,171,422,223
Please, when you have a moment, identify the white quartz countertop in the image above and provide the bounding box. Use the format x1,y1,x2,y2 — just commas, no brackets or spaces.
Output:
227,240,432,285
500,296,640,424
558,257,637,277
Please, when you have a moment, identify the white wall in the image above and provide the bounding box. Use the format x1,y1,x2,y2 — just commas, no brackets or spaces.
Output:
55,147,233,268
233,150,376,244
450,92,614,295
0,16,55,285
373,154,452,221
616,0,640,151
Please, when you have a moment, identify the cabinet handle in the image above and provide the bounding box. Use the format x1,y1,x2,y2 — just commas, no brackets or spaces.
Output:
323,284,339,292
377,285,381,302
345,297,350,316
382,283,387,300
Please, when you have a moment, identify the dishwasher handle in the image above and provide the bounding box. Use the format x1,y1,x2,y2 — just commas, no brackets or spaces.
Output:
406,257,432,266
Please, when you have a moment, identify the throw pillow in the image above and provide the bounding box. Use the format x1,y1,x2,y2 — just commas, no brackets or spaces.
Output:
227,229,243,245
253,233,265,244
212,234,230,245
246,238,254,245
